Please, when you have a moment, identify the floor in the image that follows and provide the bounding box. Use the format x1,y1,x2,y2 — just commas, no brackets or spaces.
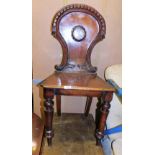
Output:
42,113,104,155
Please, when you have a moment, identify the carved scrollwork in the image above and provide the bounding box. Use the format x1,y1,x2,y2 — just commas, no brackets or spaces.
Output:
55,64,65,71
87,65,97,73
55,63,97,73
51,4,106,39
51,4,106,73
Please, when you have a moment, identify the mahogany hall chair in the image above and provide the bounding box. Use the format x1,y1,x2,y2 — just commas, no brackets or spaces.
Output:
39,4,115,146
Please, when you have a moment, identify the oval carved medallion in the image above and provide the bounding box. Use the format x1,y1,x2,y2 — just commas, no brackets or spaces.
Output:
72,25,86,42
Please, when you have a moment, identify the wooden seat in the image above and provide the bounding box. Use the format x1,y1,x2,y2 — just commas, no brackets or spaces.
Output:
41,72,114,91
39,4,115,147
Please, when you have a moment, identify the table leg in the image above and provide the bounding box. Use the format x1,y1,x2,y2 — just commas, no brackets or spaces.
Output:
95,92,113,146
44,92,54,146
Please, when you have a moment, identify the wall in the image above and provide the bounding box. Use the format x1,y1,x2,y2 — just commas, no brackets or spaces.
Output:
32,0,122,118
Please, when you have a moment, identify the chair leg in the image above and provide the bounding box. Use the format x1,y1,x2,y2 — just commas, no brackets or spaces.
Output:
95,97,102,130
84,97,92,117
44,94,54,146
56,95,61,116
95,92,113,146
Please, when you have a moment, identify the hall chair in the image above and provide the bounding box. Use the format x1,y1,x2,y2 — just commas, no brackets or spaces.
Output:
39,4,115,146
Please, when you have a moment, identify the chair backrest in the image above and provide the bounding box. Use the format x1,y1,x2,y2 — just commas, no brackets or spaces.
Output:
51,4,106,73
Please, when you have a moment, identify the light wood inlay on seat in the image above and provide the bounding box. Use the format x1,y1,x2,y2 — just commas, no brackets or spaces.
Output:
40,72,115,91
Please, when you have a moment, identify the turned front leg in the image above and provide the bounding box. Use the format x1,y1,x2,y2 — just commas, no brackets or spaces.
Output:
44,89,54,146
95,97,102,130
95,92,113,145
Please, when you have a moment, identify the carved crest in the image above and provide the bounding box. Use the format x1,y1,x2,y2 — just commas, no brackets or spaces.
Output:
51,4,106,73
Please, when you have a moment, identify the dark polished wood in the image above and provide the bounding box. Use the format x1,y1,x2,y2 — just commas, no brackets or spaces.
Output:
84,97,92,117
95,97,102,130
44,90,54,146
51,4,106,73
41,72,114,91
32,113,44,155
40,4,115,146
56,95,61,116
95,92,113,145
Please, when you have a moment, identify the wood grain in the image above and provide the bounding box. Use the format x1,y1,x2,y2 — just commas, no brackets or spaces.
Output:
39,3,115,146
40,72,115,91
51,4,106,73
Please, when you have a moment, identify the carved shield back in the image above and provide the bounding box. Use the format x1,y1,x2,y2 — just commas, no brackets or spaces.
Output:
51,4,106,73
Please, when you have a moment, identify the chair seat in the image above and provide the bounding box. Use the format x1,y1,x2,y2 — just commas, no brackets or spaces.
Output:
40,72,114,92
